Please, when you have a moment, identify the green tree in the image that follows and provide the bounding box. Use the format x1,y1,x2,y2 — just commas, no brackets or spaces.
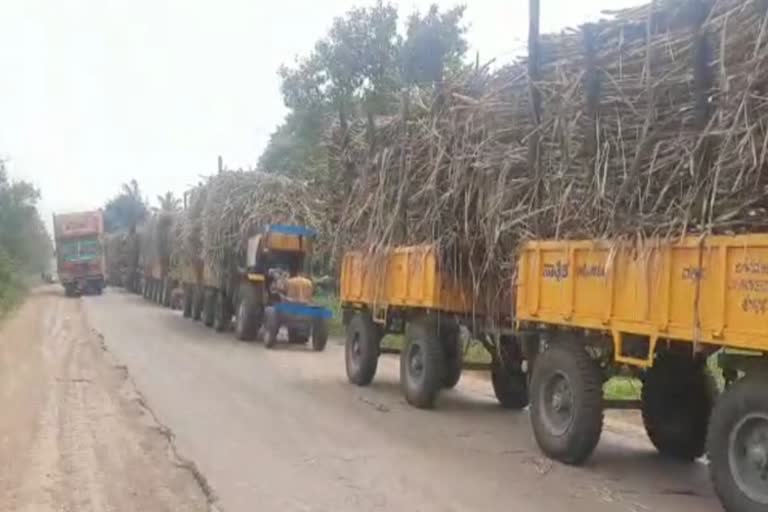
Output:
104,179,148,233
157,191,181,212
402,5,468,85
0,159,53,309
279,1,401,135
266,2,467,183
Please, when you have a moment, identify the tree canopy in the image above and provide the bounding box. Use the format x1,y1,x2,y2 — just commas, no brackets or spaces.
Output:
263,2,468,181
104,179,148,233
0,161,51,273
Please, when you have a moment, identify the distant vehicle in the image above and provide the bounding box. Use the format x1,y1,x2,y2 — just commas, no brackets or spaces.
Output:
53,210,106,297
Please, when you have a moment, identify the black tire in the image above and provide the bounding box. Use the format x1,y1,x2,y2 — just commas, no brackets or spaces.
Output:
311,317,328,352
345,312,381,386
234,290,261,341
263,306,279,348
192,287,204,321
202,289,216,327
400,317,445,409
213,292,232,333
641,352,717,460
492,336,529,409
530,340,604,465
441,319,462,389
182,287,193,318
708,375,768,512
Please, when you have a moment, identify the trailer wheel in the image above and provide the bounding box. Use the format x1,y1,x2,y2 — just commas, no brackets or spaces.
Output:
708,374,768,512
345,312,381,386
213,292,232,333
401,317,445,409
202,289,215,327
530,340,604,465
182,286,193,318
311,317,328,352
234,291,261,341
492,336,529,409
441,319,462,389
192,287,204,321
641,352,717,461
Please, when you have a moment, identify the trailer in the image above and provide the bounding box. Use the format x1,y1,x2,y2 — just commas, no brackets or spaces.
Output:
340,236,768,511
340,245,526,409
513,234,768,512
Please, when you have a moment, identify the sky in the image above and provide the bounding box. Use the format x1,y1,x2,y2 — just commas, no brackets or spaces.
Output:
0,0,644,228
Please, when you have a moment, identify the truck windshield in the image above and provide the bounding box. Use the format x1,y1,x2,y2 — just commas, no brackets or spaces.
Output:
61,239,100,262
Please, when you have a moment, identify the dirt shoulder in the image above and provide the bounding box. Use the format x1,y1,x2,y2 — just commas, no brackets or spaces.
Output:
0,287,211,512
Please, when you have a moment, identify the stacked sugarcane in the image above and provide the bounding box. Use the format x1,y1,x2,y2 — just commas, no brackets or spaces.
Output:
334,0,768,307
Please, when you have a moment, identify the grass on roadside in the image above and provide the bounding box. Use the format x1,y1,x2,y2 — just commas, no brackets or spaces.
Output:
0,254,27,319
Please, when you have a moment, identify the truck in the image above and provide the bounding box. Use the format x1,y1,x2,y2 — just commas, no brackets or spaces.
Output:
340,234,768,512
182,224,331,351
140,212,177,308
53,210,106,297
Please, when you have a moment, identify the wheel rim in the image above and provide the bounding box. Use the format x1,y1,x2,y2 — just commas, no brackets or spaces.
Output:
349,331,361,368
729,412,768,504
540,370,574,437
407,342,424,383
237,302,246,332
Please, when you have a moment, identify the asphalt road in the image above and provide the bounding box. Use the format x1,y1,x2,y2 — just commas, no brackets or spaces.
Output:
85,288,723,512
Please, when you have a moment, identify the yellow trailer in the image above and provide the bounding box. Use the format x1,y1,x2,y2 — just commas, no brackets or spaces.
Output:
516,234,768,512
340,245,526,409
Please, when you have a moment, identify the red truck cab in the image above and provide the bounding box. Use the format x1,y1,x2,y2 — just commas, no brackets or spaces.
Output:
53,210,106,296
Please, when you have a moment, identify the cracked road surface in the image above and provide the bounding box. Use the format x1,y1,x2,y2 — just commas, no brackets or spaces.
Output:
3,287,723,512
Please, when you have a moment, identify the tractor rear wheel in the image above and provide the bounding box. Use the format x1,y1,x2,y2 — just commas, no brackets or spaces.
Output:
263,306,279,348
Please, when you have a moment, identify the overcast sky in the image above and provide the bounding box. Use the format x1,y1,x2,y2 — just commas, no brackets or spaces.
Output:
0,0,644,226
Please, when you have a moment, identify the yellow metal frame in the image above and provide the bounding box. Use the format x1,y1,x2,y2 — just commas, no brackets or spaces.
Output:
516,234,768,367
340,245,475,317
264,232,310,253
